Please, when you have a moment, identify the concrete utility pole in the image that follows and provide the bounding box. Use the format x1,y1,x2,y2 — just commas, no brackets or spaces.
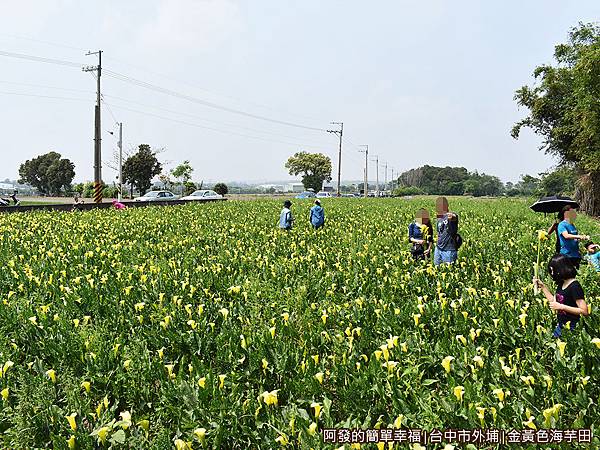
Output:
391,167,395,192
327,122,343,196
372,155,379,197
384,162,388,194
359,145,368,198
83,50,103,203
118,122,123,202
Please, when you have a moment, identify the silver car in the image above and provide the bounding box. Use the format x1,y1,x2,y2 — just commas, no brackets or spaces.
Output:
134,190,179,202
180,190,223,201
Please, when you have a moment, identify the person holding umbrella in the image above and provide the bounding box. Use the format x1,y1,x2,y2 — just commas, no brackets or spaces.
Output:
547,206,572,254
530,196,589,266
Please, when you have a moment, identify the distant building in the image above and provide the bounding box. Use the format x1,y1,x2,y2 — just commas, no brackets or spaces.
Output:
321,181,334,192
258,184,285,193
285,182,305,193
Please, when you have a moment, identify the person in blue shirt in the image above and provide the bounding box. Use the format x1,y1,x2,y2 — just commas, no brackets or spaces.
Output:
584,241,600,272
557,209,590,269
309,200,325,229
279,200,294,230
408,208,433,261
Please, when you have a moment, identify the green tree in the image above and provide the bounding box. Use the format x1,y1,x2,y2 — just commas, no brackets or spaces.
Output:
18,151,75,195
171,160,194,195
183,181,197,195
285,152,332,193
512,23,600,214
213,183,228,196
464,172,503,197
539,166,576,197
122,144,163,195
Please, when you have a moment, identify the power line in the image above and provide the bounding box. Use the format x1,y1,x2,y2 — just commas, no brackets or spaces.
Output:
103,69,328,132
0,33,87,52
0,90,89,102
100,93,332,146
104,101,336,151
102,54,324,123
0,49,83,68
0,80,93,94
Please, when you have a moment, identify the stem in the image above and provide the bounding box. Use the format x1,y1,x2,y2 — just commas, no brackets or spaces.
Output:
534,239,541,295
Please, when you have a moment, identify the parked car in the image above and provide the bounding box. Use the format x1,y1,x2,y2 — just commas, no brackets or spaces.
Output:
134,190,179,202
316,191,333,198
295,191,316,199
181,190,223,201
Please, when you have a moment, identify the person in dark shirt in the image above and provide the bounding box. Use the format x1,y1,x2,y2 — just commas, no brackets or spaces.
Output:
408,208,433,261
534,254,589,338
434,197,459,265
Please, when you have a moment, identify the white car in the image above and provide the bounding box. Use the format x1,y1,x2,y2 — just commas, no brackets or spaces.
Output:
180,190,223,201
316,191,333,198
135,190,179,202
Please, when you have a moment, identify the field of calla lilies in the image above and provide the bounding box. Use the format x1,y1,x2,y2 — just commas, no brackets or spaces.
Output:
0,198,599,449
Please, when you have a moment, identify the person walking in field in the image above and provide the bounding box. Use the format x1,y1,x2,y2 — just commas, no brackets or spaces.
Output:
408,208,433,261
279,200,294,230
309,200,325,229
434,197,461,265
534,254,589,337
557,208,590,269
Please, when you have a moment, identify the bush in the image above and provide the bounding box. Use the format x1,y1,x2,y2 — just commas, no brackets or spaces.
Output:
184,181,197,196
393,186,425,196
214,183,228,196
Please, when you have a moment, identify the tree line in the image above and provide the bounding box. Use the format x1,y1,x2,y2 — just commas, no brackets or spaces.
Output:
17,145,228,198
394,165,574,198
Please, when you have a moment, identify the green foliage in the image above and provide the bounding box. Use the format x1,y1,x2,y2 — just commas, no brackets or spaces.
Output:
512,22,600,213
464,172,503,197
398,165,503,196
392,186,425,196
0,199,599,448
285,152,332,193
18,151,75,196
183,181,197,196
171,161,193,183
122,145,163,196
538,167,576,197
213,183,228,196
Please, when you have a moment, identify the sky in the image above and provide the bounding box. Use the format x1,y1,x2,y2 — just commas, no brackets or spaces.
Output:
1,0,599,185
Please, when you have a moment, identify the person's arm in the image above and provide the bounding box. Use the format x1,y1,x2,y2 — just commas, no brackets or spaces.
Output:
547,222,558,235
533,278,555,303
550,297,589,316
561,230,590,240
408,224,424,244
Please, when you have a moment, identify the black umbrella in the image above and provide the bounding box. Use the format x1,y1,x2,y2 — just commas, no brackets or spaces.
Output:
530,195,579,214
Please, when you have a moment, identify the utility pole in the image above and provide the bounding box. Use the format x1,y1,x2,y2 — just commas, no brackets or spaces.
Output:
384,162,388,194
371,155,379,197
391,167,395,192
83,50,103,203
327,122,343,196
359,145,368,198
